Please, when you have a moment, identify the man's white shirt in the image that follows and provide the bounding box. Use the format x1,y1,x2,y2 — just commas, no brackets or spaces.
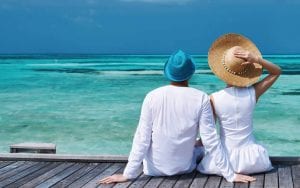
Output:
123,85,235,182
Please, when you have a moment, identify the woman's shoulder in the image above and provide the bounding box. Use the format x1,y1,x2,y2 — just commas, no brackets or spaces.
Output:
225,86,255,94
211,88,226,97
211,86,254,98
236,86,254,91
237,86,256,96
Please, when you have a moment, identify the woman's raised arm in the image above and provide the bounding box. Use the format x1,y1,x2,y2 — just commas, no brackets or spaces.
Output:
253,58,281,101
234,50,282,101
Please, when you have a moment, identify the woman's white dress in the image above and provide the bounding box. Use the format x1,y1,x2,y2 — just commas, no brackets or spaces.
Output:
198,86,273,174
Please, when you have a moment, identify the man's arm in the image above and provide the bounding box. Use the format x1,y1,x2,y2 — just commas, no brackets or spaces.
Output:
198,95,255,183
99,94,153,184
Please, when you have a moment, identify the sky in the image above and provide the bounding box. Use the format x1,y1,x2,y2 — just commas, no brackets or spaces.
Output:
0,0,300,54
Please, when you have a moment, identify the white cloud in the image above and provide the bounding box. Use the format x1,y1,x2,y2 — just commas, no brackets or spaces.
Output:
120,0,194,5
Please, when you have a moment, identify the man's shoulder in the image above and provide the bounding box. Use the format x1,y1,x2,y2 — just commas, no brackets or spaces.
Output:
147,86,208,97
188,87,208,97
144,86,167,99
147,85,167,94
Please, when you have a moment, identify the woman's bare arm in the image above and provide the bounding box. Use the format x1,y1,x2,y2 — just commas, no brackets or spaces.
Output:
253,58,281,101
234,50,282,101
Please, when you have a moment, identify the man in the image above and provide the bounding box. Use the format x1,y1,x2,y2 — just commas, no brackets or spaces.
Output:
99,50,255,184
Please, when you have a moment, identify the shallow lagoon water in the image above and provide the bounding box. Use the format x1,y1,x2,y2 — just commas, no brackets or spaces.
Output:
0,55,299,156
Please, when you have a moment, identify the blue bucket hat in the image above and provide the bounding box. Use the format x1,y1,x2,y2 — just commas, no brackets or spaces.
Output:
164,50,196,82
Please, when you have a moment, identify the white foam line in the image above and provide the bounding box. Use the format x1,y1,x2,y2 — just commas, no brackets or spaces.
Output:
100,70,163,75
26,63,100,67
26,62,164,67
195,70,212,74
98,70,211,75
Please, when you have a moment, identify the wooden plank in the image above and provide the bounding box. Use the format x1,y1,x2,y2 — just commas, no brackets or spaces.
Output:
0,162,49,187
158,175,180,188
20,162,74,188
113,167,143,188
51,163,99,188
0,153,128,163
96,164,126,188
249,173,264,188
204,176,222,188
82,163,125,188
6,162,61,188
0,161,35,182
264,167,279,188
0,155,299,164
10,143,56,150
278,165,293,188
271,157,300,165
0,161,14,169
234,182,249,188
66,163,112,187
173,171,197,188
125,174,151,188
292,164,300,188
189,172,208,188
10,142,56,154
144,176,165,188
35,163,85,188
0,161,26,175
219,178,233,188
0,157,299,188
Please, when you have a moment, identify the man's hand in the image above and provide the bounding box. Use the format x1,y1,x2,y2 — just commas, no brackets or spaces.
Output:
233,173,256,183
98,174,128,184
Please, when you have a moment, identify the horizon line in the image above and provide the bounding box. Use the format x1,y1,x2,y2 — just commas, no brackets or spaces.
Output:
1,53,300,56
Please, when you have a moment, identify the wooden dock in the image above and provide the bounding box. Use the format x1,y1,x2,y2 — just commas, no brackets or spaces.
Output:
0,154,299,188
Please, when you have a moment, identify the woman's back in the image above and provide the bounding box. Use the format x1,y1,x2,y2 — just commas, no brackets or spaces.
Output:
212,86,256,149
199,33,281,178
200,86,273,174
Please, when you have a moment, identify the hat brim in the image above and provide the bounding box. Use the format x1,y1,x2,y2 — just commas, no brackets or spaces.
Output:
208,33,263,87
164,62,195,82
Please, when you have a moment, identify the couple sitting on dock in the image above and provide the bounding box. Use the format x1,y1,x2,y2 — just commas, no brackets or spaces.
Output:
100,33,282,184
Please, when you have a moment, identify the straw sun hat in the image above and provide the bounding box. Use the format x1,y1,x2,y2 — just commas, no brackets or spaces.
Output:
208,33,263,87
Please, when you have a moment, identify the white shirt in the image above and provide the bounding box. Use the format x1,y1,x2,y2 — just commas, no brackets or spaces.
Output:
123,85,235,182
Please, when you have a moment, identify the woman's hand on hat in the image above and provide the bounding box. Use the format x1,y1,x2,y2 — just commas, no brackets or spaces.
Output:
234,50,260,65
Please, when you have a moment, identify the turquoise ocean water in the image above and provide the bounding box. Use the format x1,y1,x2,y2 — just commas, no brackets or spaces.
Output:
0,55,299,156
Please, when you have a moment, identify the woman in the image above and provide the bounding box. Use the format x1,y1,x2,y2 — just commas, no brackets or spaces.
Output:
198,33,281,175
